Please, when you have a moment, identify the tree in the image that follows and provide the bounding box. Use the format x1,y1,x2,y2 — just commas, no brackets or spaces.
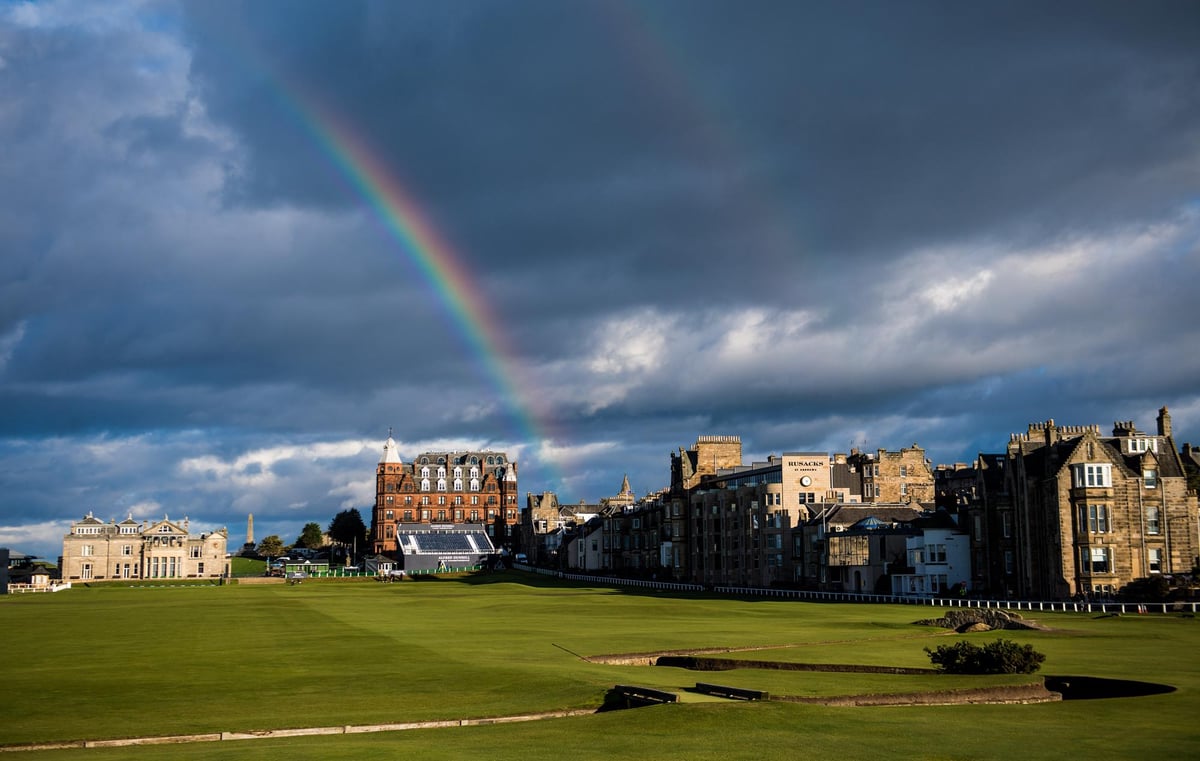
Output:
257,535,285,558
296,522,325,550
327,508,368,551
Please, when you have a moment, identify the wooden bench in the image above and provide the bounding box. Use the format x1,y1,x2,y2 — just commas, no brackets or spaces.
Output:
695,682,769,701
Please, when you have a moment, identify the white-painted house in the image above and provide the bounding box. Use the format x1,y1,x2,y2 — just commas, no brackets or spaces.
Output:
891,527,972,597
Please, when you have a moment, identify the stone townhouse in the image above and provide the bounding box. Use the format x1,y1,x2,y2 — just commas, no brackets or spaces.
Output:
61,513,228,582
984,407,1198,600
797,504,925,592
846,444,935,504
686,456,811,587
964,453,1020,597
659,433,943,587
521,490,564,565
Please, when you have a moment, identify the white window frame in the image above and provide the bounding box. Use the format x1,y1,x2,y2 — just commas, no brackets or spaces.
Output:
1148,547,1163,573
1080,504,1109,534
1073,463,1112,488
1146,505,1160,534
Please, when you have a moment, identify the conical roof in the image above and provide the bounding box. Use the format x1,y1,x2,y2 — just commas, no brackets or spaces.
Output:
380,435,403,465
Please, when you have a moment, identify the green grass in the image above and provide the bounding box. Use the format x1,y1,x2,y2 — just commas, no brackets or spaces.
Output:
3,572,1198,760
230,556,265,576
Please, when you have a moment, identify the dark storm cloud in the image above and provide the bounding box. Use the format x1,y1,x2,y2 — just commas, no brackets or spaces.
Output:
2,1,1198,560
181,1,1199,276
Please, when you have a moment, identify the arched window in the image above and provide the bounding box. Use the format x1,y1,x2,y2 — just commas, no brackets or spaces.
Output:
437,478,447,491
470,467,479,478
454,467,462,478
421,466,430,478
454,478,463,491
421,478,430,491
438,466,446,478
470,478,480,492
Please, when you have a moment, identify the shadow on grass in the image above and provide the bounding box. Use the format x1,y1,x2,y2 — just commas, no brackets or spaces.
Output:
439,570,724,602
1044,675,1176,700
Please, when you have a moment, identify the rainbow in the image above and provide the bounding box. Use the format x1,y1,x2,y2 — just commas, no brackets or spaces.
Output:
266,85,564,488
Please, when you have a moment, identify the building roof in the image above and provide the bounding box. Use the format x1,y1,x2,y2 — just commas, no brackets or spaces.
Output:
811,504,924,529
380,435,403,465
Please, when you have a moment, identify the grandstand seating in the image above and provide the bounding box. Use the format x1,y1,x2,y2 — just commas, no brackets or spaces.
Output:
396,529,494,555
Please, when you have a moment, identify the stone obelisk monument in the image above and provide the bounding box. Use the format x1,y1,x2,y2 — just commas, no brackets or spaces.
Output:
241,513,257,556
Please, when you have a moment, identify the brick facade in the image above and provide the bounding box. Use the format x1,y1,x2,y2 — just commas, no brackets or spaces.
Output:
371,436,519,555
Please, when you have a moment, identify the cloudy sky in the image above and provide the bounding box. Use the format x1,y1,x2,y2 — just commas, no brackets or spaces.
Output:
2,0,1198,560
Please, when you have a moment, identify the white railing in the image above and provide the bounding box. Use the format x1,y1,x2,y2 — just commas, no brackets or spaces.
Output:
4,582,72,594
510,564,1198,614
515,564,703,593
709,585,1200,614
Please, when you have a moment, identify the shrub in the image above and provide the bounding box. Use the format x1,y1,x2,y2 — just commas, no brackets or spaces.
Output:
925,639,1046,674
1119,576,1171,602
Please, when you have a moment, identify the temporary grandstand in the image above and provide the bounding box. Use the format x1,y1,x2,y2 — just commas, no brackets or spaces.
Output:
392,524,497,573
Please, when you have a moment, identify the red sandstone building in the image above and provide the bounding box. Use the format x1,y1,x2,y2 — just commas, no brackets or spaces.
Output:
370,435,520,555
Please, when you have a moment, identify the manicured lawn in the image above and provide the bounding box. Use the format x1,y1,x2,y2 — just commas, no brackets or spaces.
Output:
229,556,265,577
3,572,1198,760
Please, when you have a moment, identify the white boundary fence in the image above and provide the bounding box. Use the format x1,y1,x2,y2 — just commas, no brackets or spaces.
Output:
514,564,1199,614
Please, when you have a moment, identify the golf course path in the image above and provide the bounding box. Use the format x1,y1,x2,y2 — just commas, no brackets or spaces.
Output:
0,709,597,754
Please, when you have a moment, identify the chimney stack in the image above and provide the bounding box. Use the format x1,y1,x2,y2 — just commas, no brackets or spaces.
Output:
1157,406,1172,437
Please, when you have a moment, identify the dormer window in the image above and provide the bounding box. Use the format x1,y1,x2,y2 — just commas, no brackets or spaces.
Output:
1071,463,1112,488
1144,469,1158,489
1129,438,1158,454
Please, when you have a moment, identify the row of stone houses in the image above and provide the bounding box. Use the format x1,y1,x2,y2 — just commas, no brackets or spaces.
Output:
954,408,1198,599
521,407,1200,600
